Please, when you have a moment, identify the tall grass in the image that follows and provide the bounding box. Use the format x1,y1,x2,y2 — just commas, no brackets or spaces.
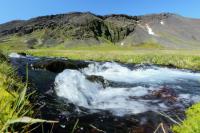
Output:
155,103,200,133
172,103,200,133
0,60,32,132
0,54,57,132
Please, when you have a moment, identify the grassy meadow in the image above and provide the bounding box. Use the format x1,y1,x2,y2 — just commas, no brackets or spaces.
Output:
2,35,200,71
24,48,200,71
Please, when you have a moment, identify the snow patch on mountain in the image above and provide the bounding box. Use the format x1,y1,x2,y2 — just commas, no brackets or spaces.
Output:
146,24,156,36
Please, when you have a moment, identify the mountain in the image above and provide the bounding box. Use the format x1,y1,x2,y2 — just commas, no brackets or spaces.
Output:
1,12,200,49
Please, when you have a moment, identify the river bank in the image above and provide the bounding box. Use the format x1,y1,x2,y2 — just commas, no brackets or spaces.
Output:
22,49,200,71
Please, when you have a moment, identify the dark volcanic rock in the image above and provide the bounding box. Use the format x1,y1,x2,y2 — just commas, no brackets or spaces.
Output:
18,52,27,56
32,59,90,73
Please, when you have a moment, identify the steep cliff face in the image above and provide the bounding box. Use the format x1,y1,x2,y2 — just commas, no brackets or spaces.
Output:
1,12,200,49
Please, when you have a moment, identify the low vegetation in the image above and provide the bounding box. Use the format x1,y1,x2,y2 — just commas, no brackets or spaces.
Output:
0,51,33,132
0,51,59,132
173,103,200,133
22,48,200,71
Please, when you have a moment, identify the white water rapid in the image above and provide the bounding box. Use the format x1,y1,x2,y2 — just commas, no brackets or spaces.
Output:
54,62,200,116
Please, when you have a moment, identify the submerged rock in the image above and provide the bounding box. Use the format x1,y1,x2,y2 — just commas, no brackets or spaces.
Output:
86,75,109,88
151,87,177,103
32,59,90,73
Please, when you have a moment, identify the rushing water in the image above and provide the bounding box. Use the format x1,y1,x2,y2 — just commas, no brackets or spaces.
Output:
55,62,200,116
9,53,200,133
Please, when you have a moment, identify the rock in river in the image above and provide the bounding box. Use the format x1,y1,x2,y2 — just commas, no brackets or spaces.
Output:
32,59,90,73
86,75,110,88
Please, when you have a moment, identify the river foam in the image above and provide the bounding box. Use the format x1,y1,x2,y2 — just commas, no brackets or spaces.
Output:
54,62,200,116
9,53,25,58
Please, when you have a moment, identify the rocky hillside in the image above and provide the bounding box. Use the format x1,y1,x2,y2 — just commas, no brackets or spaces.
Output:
0,12,200,49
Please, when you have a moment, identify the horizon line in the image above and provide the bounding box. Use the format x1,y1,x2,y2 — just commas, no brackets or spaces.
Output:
0,11,199,25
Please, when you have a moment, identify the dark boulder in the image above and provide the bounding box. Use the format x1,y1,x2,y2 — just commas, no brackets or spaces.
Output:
151,87,177,103
32,59,90,73
18,52,27,56
86,75,109,88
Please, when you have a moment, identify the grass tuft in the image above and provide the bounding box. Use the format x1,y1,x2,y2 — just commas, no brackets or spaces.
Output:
172,103,200,133
0,55,33,131
0,52,58,132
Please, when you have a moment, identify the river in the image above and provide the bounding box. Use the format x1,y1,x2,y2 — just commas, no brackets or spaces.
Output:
9,53,200,133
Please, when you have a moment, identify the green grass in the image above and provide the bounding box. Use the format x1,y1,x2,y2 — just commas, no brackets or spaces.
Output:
0,59,32,132
0,35,28,50
0,33,165,50
0,52,55,132
21,49,200,71
0,51,58,132
173,103,200,133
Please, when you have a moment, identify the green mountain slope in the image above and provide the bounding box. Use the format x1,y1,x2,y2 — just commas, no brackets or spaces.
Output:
1,12,200,49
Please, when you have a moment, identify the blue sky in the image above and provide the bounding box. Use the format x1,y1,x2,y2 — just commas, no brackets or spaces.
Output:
0,0,200,24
